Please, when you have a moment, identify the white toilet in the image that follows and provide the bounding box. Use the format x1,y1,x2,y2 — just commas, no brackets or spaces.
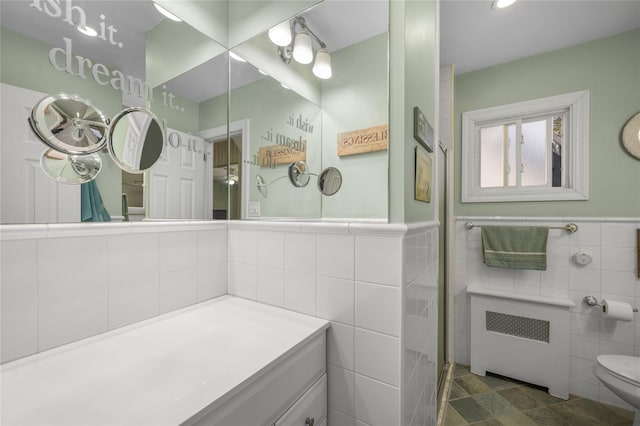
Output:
594,355,640,425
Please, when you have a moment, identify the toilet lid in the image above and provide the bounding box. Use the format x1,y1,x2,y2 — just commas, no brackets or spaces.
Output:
597,355,640,386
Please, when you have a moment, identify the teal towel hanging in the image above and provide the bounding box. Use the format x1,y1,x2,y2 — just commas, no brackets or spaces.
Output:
81,181,111,222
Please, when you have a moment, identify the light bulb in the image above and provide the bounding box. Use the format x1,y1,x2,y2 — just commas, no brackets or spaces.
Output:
492,0,516,9
154,3,182,22
292,30,313,64
312,48,332,79
268,21,292,47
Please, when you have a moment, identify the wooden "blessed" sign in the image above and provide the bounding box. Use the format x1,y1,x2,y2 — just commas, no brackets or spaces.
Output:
258,144,306,167
337,124,388,157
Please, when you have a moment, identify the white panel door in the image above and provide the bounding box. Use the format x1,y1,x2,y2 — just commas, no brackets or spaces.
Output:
0,83,80,224
148,128,205,219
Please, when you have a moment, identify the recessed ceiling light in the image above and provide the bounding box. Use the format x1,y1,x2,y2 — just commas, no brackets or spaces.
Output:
78,25,97,37
229,52,246,62
154,3,182,22
258,69,267,75
492,0,516,9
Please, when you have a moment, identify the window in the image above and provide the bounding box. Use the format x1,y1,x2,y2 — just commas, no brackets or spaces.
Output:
462,91,589,202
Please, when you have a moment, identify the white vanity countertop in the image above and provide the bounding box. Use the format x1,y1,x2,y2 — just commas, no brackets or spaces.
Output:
1,296,329,425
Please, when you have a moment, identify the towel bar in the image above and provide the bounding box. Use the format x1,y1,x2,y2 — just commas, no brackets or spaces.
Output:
464,222,578,233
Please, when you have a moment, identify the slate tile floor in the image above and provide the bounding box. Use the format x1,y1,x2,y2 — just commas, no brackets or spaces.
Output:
445,364,634,426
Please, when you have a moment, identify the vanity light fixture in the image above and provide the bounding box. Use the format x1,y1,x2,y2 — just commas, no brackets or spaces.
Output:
269,16,332,79
268,21,293,47
292,30,313,64
492,0,516,9
153,3,182,22
312,48,332,79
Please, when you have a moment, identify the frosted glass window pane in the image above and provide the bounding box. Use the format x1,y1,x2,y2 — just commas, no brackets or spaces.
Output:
521,120,547,186
552,114,564,187
506,124,516,187
480,126,504,188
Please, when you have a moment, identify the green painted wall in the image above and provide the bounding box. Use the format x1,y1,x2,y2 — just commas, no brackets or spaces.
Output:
388,0,438,223
455,30,640,218
0,28,123,218
150,87,200,134
321,33,388,219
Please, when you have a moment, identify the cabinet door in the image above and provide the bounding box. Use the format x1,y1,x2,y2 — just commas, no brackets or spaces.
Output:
275,374,326,426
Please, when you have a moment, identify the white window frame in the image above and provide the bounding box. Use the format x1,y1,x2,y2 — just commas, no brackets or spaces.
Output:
461,90,589,203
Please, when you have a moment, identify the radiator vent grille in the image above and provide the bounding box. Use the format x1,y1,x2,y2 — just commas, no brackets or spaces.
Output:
486,311,550,343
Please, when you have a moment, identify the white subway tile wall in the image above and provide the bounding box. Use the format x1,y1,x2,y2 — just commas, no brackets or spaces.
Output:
403,227,439,426
2,221,439,426
228,221,439,426
453,217,640,410
0,223,228,363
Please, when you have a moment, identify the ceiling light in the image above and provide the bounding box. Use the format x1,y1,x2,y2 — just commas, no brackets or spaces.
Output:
292,30,313,64
229,51,246,62
78,25,97,37
268,21,292,47
280,83,289,90
492,0,516,9
258,69,267,75
154,3,182,22
312,48,332,79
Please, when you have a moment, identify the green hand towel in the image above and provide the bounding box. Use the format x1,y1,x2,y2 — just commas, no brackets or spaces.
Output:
481,226,549,271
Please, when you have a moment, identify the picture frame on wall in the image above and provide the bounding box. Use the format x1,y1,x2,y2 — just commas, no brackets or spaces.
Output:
413,106,434,152
414,146,432,203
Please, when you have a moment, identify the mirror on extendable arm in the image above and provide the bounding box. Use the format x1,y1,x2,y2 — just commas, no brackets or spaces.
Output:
107,107,165,173
288,160,311,188
40,148,103,184
317,167,342,196
287,161,343,195
28,94,109,155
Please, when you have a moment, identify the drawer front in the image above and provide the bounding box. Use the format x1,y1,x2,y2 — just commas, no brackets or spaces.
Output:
275,374,326,426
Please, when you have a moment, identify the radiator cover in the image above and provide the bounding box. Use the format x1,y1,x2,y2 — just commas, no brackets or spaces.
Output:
485,311,550,343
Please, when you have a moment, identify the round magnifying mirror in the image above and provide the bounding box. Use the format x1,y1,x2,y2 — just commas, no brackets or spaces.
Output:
40,148,102,184
29,94,109,155
288,160,311,188
317,167,342,196
108,107,165,173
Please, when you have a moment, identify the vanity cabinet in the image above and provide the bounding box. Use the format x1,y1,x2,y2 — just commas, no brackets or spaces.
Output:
274,373,326,426
189,333,327,426
1,296,329,426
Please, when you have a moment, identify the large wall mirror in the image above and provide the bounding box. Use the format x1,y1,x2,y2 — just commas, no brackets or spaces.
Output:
230,0,389,219
0,0,388,224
